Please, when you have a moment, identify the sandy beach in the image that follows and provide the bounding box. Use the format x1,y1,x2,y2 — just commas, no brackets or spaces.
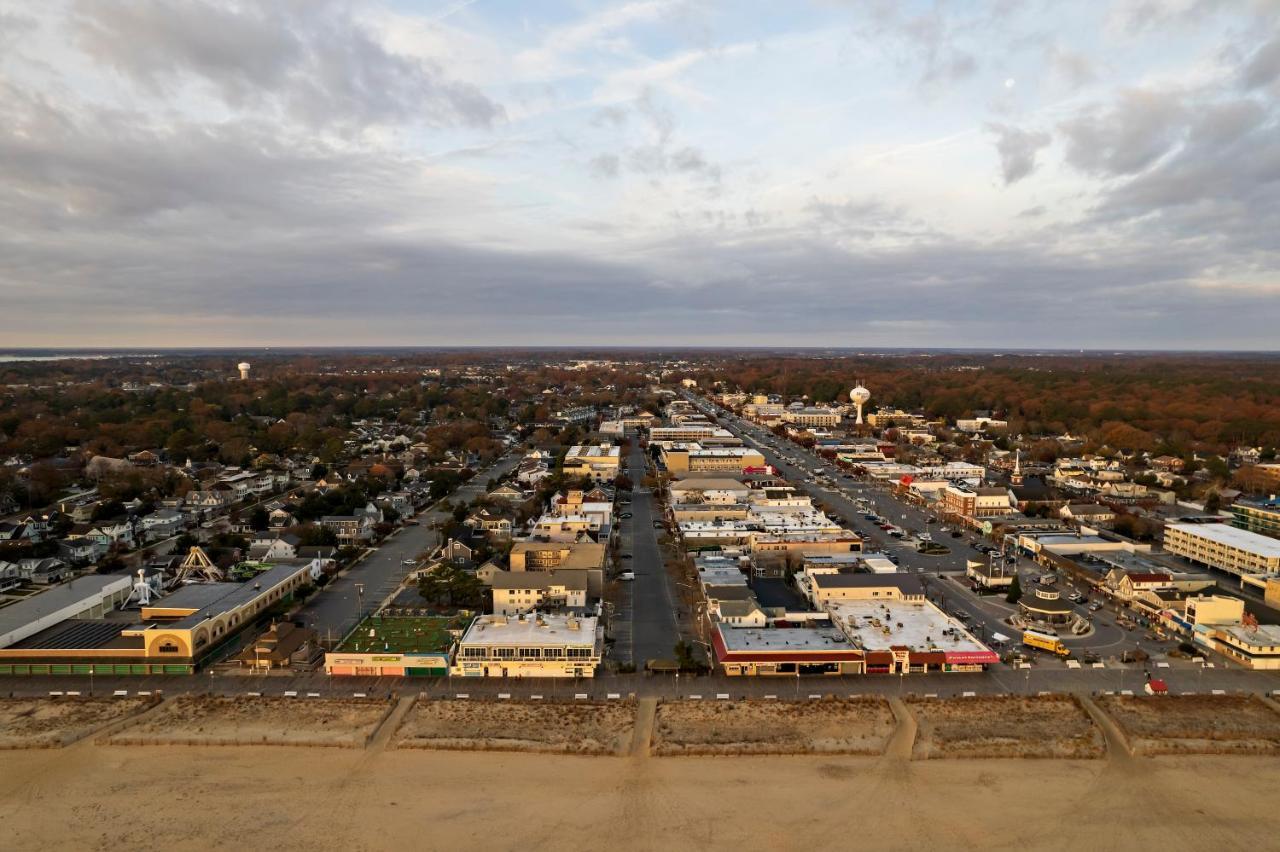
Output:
4,737,1280,850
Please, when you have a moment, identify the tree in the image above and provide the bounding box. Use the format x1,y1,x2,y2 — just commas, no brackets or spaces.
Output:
1005,574,1022,605
249,507,270,531
417,564,485,608
673,639,697,671
1204,491,1221,513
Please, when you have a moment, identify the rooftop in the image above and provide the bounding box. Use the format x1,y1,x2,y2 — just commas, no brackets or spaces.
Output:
828,599,989,654
458,613,599,648
1167,523,1280,558
0,574,134,648
335,615,462,654
717,625,851,653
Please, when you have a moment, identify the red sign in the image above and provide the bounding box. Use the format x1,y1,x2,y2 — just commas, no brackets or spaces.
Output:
945,650,999,665
900,474,914,486
743,465,774,475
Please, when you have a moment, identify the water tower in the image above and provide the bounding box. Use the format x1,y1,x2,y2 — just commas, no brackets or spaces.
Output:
238,362,251,380
849,384,871,425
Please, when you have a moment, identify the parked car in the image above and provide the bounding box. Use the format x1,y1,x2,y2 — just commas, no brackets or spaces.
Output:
1088,602,1103,612
619,512,632,519
620,553,632,559
618,571,636,581
401,559,417,566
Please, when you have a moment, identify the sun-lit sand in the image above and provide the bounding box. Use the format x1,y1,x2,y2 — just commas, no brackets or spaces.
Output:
6,694,1280,849
5,742,1280,851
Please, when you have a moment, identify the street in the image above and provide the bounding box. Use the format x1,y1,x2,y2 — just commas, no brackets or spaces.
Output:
297,453,521,643
613,442,679,666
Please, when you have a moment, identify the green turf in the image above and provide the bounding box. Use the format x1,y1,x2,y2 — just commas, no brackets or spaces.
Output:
335,615,466,654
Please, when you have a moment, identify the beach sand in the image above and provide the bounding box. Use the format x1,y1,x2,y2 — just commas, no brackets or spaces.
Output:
3,738,1280,851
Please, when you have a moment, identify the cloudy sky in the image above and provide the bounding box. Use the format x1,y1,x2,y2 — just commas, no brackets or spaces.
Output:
2,0,1278,349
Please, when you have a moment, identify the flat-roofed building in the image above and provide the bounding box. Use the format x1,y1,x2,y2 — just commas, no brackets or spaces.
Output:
782,407,842,428
661,444,766,473
1206,623,1280,669
808,572,923,604
0,574,133,650
1164,523,1280,576
561,444,621,481
452,613,602,677
942,485,1016,519
713,624,864,676
1231,497,1280,539
0,560,319,675
866,409,929,429
827,599,997,673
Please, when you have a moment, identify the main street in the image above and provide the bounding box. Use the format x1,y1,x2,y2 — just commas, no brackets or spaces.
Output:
615,441,679,666
297,452,522,644
685,392,1185,660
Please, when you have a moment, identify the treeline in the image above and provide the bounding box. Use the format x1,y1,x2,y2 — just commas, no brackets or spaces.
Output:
694,353,1280,454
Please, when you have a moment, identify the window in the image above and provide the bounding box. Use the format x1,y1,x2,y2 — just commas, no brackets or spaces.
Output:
493,647,516,659
518,648,542,659
566,647,592,659
462,646,486,659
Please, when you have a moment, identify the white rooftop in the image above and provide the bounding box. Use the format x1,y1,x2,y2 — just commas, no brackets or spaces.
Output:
827,600,989,654
458,614,598,648
1168,523,1280,558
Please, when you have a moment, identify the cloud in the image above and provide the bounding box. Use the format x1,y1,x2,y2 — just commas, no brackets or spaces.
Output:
588,153,621,178
986,123,1052,184
70,0,503,131
1241,34,1280,89
1060,89,1188,176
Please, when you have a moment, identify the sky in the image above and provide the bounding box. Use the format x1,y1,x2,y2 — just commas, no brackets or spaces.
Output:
1,0,1278,349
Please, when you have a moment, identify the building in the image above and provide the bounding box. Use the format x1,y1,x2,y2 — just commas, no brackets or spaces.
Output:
0,574,134,650
1060,503,1117,525
490,570,589,616
826,599,997,673
1206,624,1280,669
866,409,929,429
661,444,766,473
452,613,602,677
942,485,1016,520
508,541,605,596
956,417,1008,433
562,444,621,481
0,560,318,675
712,624,865,676
232,622,322,672
1163,523,1280,577
782,407,842,428
324,615,459,676
1230,497,1280,539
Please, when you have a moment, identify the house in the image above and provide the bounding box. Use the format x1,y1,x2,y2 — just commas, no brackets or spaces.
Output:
247,533,301,561
231,622,323,671
1105,569,1174,600
465,507,514,541
268,507,295,529
1060,503,1117,525
486,484,527,503
320,515,374,545
84,522,135,550
57,537,102,566
489,570,589,615
18,557,70,585
715,599,768,627
137,509,186,542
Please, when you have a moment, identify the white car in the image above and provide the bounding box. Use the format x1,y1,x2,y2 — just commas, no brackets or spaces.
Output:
618,571,636,581
401,559,417,566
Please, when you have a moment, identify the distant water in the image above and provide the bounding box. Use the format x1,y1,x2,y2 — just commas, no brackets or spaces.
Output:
0,353,159,363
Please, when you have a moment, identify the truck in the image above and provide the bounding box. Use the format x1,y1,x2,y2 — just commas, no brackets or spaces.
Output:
1022,628,1070,658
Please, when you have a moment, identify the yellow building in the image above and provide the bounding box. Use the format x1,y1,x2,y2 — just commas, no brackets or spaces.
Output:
561,444,621,481
452,613,602,677
662,444,766,473
0,560,316,675
1164,523,1280,576
508,541,605,597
